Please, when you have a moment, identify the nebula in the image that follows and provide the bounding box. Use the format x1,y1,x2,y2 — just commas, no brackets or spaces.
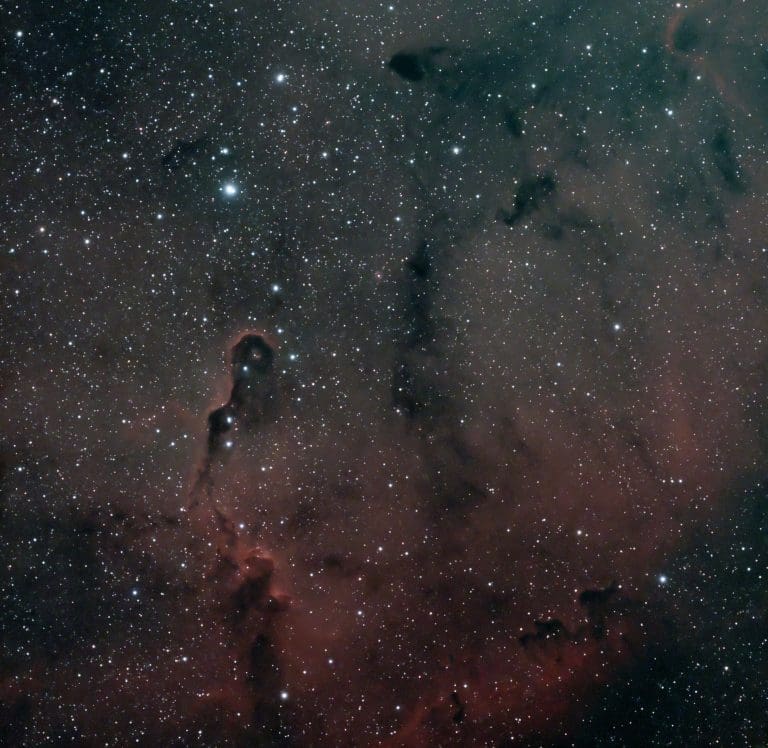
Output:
192,333,279,505
2,0,768,745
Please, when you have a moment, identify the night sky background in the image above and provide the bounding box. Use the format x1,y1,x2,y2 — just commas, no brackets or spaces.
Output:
2,0,768,745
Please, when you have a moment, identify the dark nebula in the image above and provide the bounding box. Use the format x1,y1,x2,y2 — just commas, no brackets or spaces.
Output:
498,173,557,226
194,333,278,503
2,0,768,746
388,47,449,82
161,135,210,171
388,52,427,82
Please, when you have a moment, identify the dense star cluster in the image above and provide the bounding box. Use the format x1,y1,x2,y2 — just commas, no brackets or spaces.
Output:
1,0,768,745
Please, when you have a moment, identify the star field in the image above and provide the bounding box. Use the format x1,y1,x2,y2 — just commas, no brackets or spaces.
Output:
1,0,768,745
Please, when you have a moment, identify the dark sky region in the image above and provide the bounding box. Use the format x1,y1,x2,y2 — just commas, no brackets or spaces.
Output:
1,0,768,745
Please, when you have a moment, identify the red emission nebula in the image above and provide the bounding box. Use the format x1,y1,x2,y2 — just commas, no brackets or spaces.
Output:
2,0,768,745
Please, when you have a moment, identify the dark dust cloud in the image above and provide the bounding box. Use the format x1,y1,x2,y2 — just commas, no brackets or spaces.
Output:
1,0,768,745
